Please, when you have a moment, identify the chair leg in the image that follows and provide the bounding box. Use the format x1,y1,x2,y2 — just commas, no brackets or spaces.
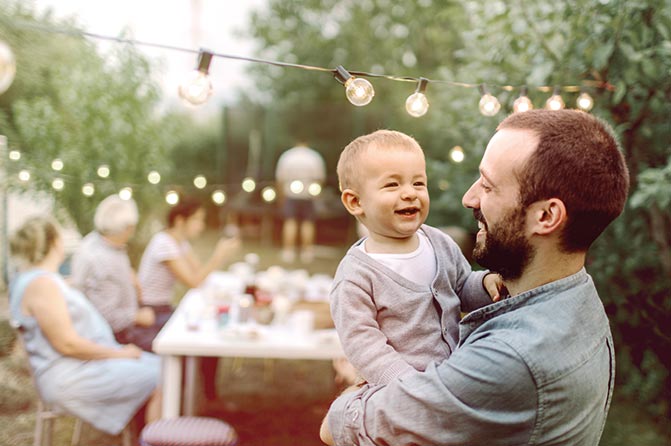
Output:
121,423,133,446
43,416,54,446
33,403,43,446
70,418,83,446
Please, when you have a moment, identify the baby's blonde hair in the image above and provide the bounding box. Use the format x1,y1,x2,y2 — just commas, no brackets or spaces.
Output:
10,216,61,267
337,129,423,191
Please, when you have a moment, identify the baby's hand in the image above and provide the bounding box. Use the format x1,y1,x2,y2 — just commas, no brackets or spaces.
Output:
484,273,507,302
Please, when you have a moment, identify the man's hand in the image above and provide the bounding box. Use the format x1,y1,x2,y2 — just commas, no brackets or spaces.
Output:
135,306,156,327
484,273,507,302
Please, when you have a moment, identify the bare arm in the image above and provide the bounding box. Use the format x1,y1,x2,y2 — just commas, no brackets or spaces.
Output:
23,276,141,360
165,237,240,289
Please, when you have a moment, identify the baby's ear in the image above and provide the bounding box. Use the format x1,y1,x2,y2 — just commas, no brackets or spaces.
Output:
341,189,363,216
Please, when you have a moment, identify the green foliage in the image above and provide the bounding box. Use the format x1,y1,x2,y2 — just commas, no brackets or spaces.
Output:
0,1,176,234
244,0,671,422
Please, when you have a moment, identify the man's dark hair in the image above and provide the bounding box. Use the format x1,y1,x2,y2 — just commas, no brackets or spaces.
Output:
498,109,630,252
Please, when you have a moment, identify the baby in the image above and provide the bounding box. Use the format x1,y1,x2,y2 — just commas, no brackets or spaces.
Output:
330,129,501,384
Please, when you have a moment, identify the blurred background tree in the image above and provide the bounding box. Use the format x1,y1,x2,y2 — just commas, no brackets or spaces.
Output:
242,0,671,433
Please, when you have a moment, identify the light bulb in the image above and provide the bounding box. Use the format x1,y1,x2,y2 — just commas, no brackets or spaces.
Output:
193,175,207,189
308,182,322,196
0,40,16,95
9,150,20,161
18,170,30,182
545,87,565,110
119,187,133,200
165,190,180,205
147,171,161,184
178,49,214,106
344,77,375,106
212,190,226,205
479,93,501,116
406,78,430,117
97,165,110,178
449,146,465,163
242,177,256,192
289,180,304,195
52,178,64,191
262,186,277,202
51,158,64,171
513,87,533,113
334,66,374,107
82,183,95,197
576,92,594,111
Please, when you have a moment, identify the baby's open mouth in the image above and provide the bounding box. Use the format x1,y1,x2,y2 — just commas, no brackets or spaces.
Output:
396,207,419,216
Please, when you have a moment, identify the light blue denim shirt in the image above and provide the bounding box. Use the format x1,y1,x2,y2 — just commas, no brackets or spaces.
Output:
327,268,615,446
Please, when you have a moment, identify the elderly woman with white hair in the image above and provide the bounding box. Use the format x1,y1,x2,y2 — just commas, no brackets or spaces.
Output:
9,216,161,435
71,194,167,352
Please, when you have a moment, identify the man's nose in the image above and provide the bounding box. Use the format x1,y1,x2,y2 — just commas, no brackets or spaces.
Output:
462,181,479,209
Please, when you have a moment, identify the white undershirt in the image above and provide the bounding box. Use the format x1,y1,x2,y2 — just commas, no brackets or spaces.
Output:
359,231,437,286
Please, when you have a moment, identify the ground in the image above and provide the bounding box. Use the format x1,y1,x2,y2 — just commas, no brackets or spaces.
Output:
0,230,669,445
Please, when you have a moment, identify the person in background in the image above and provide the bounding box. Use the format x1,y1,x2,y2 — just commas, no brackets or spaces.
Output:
71,194,166,352
321,110,630,446
331,129,502,386
138,195,240,400
275,142,326,263
9,216,161,437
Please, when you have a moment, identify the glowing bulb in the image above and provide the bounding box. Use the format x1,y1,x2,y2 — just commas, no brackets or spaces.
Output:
308,182,322,196
178,49,214,106
479,93,501,116
9,150,20,160
52,178,64,191
212,190,226,205
18,170,30,182
242,177,256,192
165,190,180,205
513,96,533,113
147,171,161,184
335,66,374,107
82,183,95,197
449,146,465,163
289,180,304,194
0,40,17,95
576,92,594,111
406,78,430,117
119,187,132,200
97,165,110,178
545,87,565,110
51,158,64,171
261,186,277,202
193,175,207,189
438,179,450,191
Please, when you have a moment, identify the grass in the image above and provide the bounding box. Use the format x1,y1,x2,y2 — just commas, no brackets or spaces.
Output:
1,228,669,445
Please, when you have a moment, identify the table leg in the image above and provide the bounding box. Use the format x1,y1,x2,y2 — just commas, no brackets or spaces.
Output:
184,356,198,416
161,355,182,419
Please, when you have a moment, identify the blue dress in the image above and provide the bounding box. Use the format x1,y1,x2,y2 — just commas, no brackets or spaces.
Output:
9,269,160,435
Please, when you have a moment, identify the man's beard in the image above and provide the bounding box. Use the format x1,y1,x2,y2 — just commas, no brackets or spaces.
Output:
472,207,534,282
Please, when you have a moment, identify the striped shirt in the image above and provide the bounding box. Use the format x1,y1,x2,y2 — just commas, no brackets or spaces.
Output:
137,231,191,306
70,232,138,332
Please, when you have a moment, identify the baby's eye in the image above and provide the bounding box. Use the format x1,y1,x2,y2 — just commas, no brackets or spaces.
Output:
414,181,426,187
383,182,399,188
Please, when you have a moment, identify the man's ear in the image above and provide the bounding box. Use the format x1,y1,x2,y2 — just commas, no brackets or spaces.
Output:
531,198,567,235
341,189,363,216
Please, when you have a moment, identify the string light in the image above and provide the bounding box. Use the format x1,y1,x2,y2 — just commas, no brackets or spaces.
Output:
147,170,161,184
18,170,30,181
289,180,304,195
51,158,63,171
165,190,179,205
9,150,20,160
261,186,276,202
0,40,16,95
82,183,95,196
212,190,226,205
119,187,132,200
478,84,501,116
178,49,214,106
405,77,430,117
449,146,465,163
241,177,256,192
308,182,322,196
545,86,565,110
52,178,64,191
193,174,207,189
334,65,375,107
97,164,110,178
513,86,533,113
576,91,594,111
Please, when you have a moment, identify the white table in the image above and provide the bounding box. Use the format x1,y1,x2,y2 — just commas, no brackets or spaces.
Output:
152,282,344,419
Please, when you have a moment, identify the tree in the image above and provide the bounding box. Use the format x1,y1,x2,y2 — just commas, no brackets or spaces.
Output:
243,0,671,425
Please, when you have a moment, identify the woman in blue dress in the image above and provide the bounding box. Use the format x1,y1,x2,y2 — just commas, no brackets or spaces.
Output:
9,216,161,435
